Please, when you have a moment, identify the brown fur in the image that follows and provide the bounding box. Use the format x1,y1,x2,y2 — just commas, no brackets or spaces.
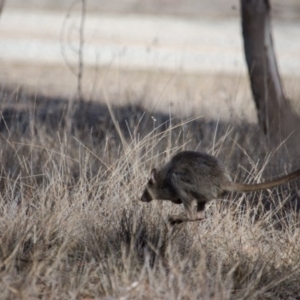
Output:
140,151,300,225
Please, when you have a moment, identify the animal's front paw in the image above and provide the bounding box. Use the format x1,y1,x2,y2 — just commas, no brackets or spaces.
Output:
168,214,186,226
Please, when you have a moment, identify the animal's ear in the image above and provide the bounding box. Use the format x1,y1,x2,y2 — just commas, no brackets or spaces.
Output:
150,168,158,183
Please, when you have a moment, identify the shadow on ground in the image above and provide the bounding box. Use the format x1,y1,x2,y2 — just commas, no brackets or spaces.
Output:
0,87,262,153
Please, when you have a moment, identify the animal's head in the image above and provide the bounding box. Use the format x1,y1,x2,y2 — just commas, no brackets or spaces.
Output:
140,168,180,203
140,168,158,202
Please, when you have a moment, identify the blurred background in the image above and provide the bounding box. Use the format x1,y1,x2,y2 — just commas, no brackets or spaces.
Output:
0,0,300,122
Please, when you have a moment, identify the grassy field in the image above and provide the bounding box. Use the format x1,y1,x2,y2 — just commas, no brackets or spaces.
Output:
1,0,300,297
0,70,300,300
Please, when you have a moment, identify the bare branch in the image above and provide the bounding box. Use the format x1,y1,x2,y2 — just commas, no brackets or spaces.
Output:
77,0,86,102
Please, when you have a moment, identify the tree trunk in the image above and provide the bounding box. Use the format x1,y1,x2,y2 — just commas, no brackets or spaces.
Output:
0,0,5,15
241,0,300,149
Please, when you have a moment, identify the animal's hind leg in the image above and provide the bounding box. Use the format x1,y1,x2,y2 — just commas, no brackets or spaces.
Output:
168,201,193,226
182,199,194,220
196,201,206,220
168,212,189,225
168,200,205,226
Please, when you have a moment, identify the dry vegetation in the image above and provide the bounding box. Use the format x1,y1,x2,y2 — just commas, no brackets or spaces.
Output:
0,83,300,300
1,0,300,298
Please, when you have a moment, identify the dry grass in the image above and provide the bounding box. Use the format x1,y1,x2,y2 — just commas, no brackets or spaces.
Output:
0,87,300,300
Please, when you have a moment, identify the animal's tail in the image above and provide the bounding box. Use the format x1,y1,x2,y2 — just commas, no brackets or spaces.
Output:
226,169,300,192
